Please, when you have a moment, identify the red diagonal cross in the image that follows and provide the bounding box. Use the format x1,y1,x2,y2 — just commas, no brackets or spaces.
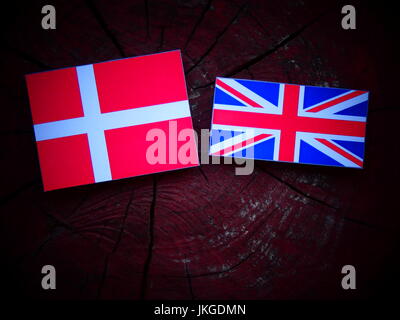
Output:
213,81,366,162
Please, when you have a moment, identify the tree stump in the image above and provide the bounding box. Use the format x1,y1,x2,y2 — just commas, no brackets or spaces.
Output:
0,0,398,299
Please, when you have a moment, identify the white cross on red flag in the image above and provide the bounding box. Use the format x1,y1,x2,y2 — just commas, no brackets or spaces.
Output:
26,50,199,191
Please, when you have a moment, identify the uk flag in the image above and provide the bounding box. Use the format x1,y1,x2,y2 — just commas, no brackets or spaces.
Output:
26,50,198,191
210,77,369,168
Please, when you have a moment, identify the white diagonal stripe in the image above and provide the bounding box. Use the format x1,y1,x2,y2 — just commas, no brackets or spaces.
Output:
300,135,361,168
210,131,256,155
297,131,365,142
213,103,278,114
314,93,368,115
210,124,279,157
302,92,368,115
223,134,275,157
303,90,356,111
217,77,281,112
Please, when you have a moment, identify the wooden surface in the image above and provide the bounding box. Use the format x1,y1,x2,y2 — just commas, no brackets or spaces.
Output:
0,0,399,299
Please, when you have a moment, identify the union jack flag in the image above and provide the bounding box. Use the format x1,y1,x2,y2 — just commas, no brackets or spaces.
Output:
210,77,369,168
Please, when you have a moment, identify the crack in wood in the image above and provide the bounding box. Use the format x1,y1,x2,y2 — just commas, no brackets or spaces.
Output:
96,253,111,299
144,0,150,39
156,26,165,52
184,52,212,86
246,5,272,38
191,7,331,90
33,201,126,259
40,207,82,235
96,188,134,298
30,228,72,265
223,8,330,77
247,68,255,79
139,176,157,299
67,191,93,220
113,189,135,254
148,210,278,281
85,0,127,58
342,216,389,232
183,0,213,52
3,45,51,70
14,223,64,268
258,167,391,233
185,3,248,75
198,166,209,183
184,256,195,300
257,165,338,210
0,178,40,206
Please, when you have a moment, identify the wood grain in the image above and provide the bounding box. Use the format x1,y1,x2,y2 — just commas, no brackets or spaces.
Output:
0,0,398,299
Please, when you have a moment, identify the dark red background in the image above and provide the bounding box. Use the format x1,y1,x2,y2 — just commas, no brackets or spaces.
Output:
0,0,398,299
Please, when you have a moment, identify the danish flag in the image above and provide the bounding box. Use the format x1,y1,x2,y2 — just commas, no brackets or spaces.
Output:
26,50,198,191
210,77,369,168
